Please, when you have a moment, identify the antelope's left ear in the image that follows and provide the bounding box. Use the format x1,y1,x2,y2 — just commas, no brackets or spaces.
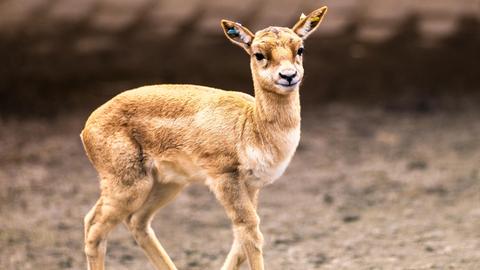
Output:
292,6,328,40
221,20,255,54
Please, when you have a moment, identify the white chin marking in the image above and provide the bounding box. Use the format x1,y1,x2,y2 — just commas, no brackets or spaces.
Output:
277,83,297,87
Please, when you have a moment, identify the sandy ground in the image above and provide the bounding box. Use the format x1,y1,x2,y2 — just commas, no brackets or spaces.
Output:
0,104,479,270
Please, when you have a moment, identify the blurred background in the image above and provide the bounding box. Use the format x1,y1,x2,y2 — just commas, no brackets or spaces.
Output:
0,0,479,269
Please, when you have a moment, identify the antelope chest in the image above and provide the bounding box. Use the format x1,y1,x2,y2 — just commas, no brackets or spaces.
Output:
242,128,300,187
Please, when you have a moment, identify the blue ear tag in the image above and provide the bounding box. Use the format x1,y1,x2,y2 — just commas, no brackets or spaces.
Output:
227,28,240,37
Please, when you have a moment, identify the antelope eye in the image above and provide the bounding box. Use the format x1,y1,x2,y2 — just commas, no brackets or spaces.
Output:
254,53,265,61
297,47,304,56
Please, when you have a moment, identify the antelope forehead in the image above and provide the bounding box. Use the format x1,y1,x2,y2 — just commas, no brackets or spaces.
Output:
256,26,296,38
253,28,302,48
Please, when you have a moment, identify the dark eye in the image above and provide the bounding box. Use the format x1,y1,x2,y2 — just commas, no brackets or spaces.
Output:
254,53,265,61
297,47,304,56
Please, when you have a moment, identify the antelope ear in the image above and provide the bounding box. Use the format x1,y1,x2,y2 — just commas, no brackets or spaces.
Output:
221,20,255,54
292,6,328,40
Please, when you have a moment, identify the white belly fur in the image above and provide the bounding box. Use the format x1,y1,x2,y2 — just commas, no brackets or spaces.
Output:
151,155,207,185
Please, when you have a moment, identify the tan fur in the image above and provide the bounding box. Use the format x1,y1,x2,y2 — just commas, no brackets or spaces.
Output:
81,7,327,270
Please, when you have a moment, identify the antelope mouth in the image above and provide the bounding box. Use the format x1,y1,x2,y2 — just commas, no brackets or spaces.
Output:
276,80,300,88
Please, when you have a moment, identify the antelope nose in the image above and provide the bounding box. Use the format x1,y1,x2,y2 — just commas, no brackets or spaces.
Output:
279,69,297,83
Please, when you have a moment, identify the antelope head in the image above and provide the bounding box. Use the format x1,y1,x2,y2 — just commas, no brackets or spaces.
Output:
221,7,328,95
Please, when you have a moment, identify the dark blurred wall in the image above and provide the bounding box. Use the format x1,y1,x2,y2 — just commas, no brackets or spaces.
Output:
0,0,479,117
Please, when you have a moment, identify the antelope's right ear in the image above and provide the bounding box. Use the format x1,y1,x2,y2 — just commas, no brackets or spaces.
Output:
221,20,255,54
292,6,328,40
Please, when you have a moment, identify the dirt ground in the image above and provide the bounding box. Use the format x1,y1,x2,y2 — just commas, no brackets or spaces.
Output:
0,103,479,270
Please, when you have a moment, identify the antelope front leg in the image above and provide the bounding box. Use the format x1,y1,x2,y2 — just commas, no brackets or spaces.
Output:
221,187,260,270
214,178,264,270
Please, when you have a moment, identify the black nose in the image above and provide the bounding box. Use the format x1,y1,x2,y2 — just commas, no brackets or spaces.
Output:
279,70,297,83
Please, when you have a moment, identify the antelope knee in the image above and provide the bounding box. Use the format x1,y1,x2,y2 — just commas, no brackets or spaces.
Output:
84,236,102,257
234,224,264,249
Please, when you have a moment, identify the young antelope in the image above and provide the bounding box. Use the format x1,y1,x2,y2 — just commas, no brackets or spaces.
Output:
81,6,328,270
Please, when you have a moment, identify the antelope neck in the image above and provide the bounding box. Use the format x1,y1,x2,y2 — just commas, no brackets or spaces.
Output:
253,85,301,131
